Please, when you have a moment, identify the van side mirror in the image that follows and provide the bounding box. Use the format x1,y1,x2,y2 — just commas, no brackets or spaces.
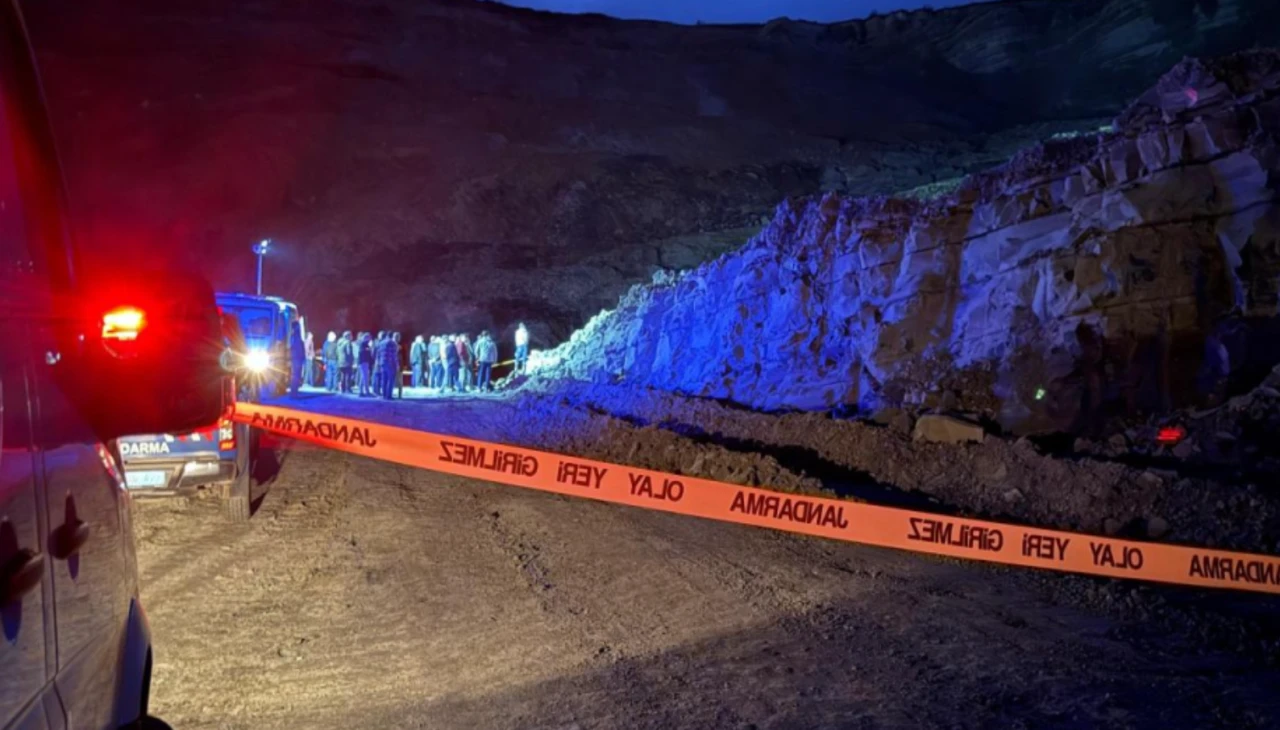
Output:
59,269,229,440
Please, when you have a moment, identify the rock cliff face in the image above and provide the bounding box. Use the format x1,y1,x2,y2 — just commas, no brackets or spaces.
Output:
27,0,1280,344
539,51,1280,434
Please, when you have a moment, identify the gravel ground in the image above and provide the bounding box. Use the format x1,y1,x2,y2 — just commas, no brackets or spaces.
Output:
133,391,1280,729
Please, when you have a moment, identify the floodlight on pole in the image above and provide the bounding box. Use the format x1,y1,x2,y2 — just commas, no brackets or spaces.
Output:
252,238,271,295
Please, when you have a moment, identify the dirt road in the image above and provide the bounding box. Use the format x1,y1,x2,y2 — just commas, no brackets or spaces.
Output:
135,428,1280,729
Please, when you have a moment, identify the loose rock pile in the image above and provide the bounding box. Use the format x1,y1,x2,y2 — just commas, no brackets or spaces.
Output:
526,379,1280,558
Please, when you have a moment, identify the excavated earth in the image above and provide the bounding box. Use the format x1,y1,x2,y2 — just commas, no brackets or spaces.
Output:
133,383,1280,729
26,0,1280,344
538,50,1280,435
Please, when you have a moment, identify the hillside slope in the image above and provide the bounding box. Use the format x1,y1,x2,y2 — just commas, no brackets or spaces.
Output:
27,0,1280,343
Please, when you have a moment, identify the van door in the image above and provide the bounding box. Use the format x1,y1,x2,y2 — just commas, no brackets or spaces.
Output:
0,8,55,719
0,339,56,730
31,345,134,730
0,2,134,725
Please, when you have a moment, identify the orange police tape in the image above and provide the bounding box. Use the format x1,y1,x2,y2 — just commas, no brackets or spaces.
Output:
232,401,1280,596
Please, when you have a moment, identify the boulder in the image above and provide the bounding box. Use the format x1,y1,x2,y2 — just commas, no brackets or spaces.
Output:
1146,516,1171,539
872,407,916,435
912,415,985,445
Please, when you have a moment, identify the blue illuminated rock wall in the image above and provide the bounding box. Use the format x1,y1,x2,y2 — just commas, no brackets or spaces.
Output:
543,53,1280,432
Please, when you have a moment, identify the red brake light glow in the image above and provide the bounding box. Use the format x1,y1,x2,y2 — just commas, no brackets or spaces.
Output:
1156,426,1186,444
102,306,146,341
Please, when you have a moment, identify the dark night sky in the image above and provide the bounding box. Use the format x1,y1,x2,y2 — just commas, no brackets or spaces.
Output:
490,0,972,24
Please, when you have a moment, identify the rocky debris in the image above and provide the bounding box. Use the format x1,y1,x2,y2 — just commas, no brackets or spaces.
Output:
1139,471,1166,488
1160,362,1280,471
525,380,1280,557
912,414,985,445
871,407,914,435
25,1,1280,342
537,50,1280,435
482,392,826,495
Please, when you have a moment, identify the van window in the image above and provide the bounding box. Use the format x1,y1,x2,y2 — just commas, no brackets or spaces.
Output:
0,74,29,269
0,3,74,292
239,309,275,338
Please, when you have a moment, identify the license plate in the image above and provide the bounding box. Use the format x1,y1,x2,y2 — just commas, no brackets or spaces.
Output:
125,470,168,489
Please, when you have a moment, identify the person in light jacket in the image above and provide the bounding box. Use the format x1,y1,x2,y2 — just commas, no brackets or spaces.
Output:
475,331,498,392
322,331,339,391
514,322,529,373
337,331,356,393
303,331,316,387
410,335,427,388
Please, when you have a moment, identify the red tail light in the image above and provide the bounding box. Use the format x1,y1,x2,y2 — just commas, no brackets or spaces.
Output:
102,306,146,342
218,418,236,451
1156,426,1186,444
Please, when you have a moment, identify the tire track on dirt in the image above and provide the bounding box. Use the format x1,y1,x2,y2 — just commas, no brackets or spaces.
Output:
136,444,1280,729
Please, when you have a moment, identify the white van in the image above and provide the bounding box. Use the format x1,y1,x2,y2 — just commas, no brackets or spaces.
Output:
0,2,228,727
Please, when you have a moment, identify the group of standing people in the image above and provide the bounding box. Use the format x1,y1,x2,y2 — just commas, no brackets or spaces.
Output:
320,330,407,399
314,323,530,399
409,332,497,392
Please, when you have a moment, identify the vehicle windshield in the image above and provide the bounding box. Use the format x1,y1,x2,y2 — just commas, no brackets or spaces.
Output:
234,307,276,338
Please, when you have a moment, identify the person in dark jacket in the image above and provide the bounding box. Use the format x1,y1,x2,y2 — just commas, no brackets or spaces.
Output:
288,321,306,395
444,334,461,391
410,335,426,388
457,334,474,392
357,332,375,397
379,332,400,399
337,331,356,393
322,331,339,391
371,330,386,395
475,331,498,392
428,336,444,389
393,332,405,398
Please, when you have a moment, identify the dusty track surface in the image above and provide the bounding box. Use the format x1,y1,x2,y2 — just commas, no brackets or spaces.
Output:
135,430,1280,729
